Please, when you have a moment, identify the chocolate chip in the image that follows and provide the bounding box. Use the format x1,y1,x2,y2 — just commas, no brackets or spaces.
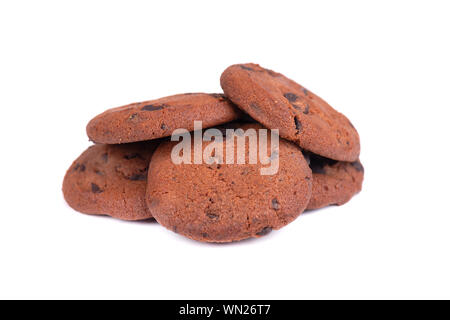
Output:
206,212,219,220
161,123,167,130
294,116,302,132
128,173,147,181
303,104,310,114
202,233,208,238
141,104,165,111
256,227,272,236
283,93,298,103
302,88,309,96
74,163,86,172
265,68,278,77
351,161,364,173
124,153,143,160
271,198,280,210
250,103,260,111
101,153,108,163
91,183,103,193
240,65,254,71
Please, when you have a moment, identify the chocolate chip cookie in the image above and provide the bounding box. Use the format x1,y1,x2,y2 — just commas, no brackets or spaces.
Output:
87,93,242,144
63,141,158,220
305,153,364,210
146,123,312,242
220,63,360,161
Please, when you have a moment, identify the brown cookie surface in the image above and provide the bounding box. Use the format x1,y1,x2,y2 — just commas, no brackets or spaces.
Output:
87,93,242,144
220,63,360,161
306,153,364,210
146,123,312,243
63,141,158,220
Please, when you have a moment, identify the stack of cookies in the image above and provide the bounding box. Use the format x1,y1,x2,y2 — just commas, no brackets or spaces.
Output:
63,63,364,243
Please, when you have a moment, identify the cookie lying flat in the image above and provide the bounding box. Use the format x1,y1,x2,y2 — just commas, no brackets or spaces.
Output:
220,63,360,162
146,123,312,243
87,93,242,144
306,153,364,210
63,141,158,220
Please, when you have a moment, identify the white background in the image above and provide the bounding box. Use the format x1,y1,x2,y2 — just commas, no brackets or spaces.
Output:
1,0,449,299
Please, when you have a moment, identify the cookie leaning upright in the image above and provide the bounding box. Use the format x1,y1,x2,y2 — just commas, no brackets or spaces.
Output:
87,93,242,144
220,63,360,162
63,141,158,220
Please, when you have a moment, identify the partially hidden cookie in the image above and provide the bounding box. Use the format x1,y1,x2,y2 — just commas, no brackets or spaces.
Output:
220,63,360,161
306,153,364,210
87,93,243,144
146,123,312,242
63,141,158,220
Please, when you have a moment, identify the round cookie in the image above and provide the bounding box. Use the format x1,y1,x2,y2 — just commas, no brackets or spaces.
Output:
305,152,364,210
63,141,158,220
220,63,360,162
146,123,312,243
87,93,243,144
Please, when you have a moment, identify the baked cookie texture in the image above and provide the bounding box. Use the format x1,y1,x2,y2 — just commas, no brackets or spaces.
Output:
63,141,158,220
63,63,364,243
305,152,364,210
87,93,243,144
220,63,360,162
146,123,312,243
